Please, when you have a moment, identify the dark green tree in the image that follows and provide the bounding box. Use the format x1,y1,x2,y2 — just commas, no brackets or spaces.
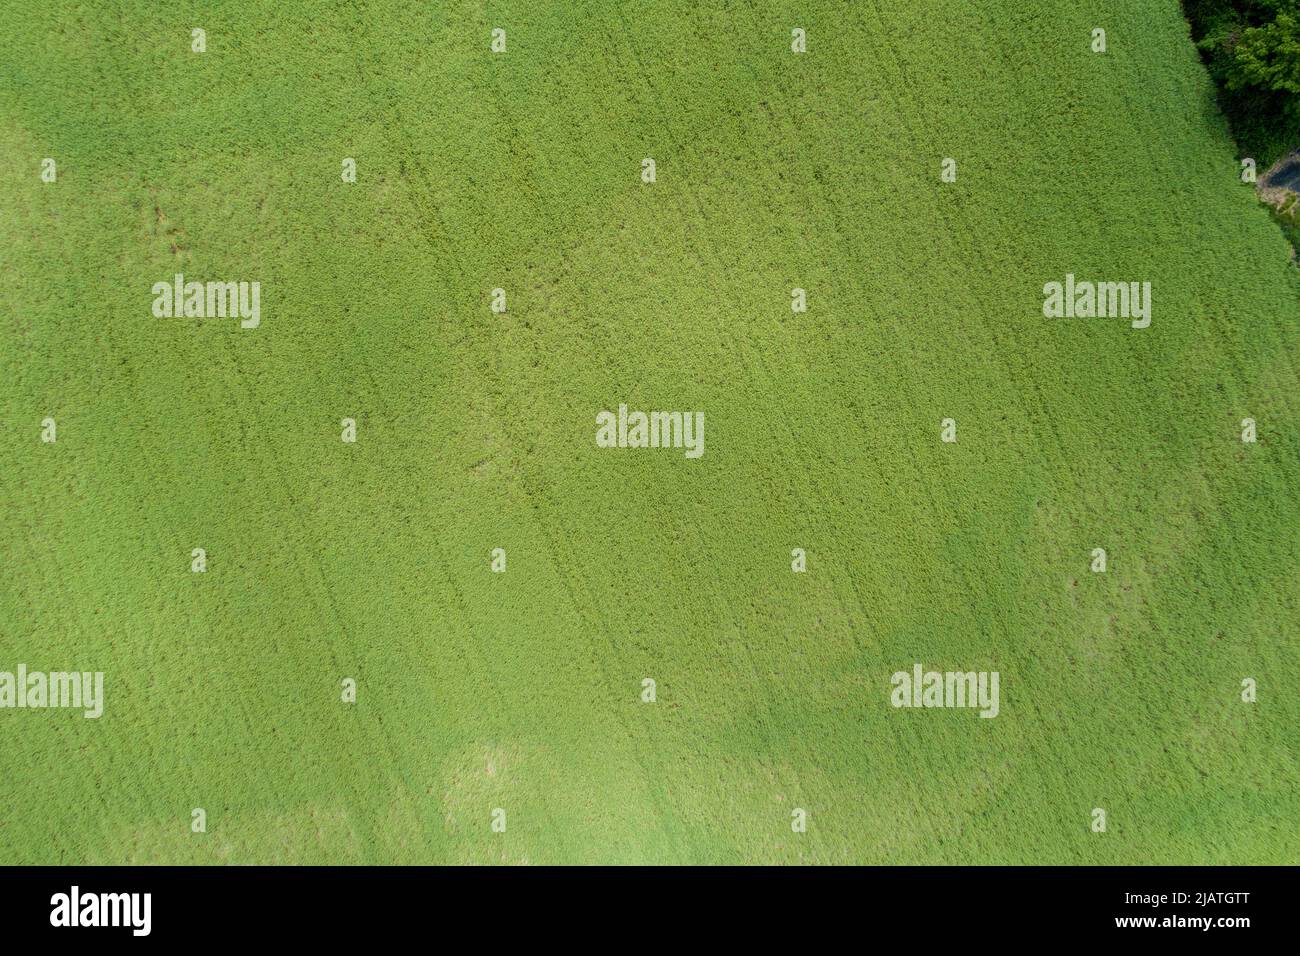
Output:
1224,11,1300,116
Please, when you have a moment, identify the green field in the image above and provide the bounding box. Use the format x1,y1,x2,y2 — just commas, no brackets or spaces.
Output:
2,1,1297,865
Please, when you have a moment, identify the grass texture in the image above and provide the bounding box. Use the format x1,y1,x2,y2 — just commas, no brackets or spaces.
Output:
1,0,1297,864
